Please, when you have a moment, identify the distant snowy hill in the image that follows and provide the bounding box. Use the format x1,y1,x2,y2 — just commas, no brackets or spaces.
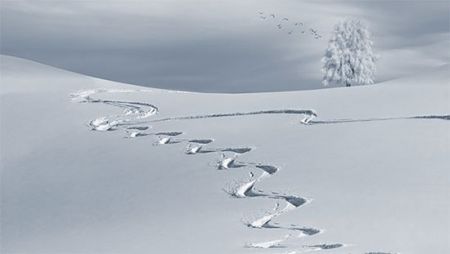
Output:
1,55,449,254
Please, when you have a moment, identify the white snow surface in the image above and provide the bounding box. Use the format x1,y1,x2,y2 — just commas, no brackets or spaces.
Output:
1,55,449,254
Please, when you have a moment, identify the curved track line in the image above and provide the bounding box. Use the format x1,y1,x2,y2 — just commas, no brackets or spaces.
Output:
71,89,401,252
72,89,158,131
148,109,317,123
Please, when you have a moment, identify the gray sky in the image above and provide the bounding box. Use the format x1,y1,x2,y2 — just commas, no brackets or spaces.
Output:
1,0,449,92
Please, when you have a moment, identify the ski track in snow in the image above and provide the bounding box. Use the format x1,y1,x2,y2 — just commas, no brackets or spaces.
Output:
364,252,399,254
71,89,159,132
70,88,423,253
148,109,318,123
115,109,317,127
245,234,291,249
309,114,450,125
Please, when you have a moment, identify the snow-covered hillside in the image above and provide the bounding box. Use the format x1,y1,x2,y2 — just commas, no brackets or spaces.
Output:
1,55,449,254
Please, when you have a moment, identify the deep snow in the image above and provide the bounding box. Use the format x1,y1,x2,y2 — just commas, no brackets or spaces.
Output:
1,55,449,254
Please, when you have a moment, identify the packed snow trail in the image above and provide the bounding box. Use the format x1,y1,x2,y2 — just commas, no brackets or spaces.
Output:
71,89,332,251
149,109,317,122
71,88,407,253
107,108,317,127
310,114,450,125
71,89,158,131
245,234,291,249
71,89,159,115
184,146,253,156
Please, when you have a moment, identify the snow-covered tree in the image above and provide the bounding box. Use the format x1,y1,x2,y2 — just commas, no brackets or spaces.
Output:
322,18,377,87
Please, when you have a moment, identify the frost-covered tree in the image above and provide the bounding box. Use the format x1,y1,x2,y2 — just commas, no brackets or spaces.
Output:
321,18,377,87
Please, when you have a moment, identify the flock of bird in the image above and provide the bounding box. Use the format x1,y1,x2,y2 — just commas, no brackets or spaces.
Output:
257,11,322,39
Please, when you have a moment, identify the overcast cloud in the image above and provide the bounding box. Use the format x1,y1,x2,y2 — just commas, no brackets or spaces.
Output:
1,0,449,92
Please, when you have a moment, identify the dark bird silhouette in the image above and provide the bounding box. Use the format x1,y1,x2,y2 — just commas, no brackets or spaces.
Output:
255,11,318,39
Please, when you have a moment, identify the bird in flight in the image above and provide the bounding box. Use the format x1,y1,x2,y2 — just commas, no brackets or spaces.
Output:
308,28,322,39
255,11,322,39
